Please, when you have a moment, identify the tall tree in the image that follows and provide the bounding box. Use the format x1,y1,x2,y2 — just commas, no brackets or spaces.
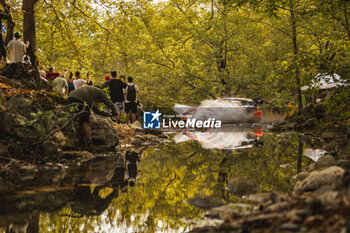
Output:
0,0,14,45
23,0,38,66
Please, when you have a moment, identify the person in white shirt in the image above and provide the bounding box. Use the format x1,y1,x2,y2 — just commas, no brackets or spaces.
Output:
73,71,86,89
123,76,139,124
7,32,29,63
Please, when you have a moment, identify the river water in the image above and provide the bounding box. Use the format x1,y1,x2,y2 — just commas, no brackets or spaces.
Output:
0,126,319,233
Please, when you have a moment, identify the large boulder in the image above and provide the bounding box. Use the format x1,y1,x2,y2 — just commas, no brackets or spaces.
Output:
89,114,119,150
315,155,336,169
295,166,344,193
186,196,226,209
0,63,49,90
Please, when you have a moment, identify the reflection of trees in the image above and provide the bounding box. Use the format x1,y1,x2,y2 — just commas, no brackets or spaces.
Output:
40,134,305,232
0,133,308,232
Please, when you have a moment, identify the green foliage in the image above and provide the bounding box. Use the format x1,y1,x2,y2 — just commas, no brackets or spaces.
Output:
6,0,350,113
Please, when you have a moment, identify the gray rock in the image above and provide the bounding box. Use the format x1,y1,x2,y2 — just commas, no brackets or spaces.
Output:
279,222,301,232
53,131,66,147
61,151,95,162
42,141,58,155
90,113,118,149
315,155,335,169
295,166,344,193
324,141,338,152
306,163,316,172
336,159,350,169
293,172,310,181
186,196,225,209
206,204,236,220
244,193,272,203
227,177,259,196
133,134,146,141
321,128,346,139
302,118,317,129
19,165,35,180
317,191,339,211
131,138,142,146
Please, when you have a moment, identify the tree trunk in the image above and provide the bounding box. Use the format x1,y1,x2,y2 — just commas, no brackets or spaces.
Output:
23,0,38,66
0,0,14,45
290,0,302,114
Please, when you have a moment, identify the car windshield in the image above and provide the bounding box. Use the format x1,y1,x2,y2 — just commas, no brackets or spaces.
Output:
221,98,251,106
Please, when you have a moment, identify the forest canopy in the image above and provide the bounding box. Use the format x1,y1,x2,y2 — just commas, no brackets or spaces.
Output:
6,0,350,110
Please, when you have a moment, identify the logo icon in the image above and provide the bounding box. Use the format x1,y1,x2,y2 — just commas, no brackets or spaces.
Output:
143,110,161,129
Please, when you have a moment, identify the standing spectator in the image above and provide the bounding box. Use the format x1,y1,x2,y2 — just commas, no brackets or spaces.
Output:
45,67,60,81
7,32,28,63
0,10,9,63
86,73,93,86
38,65,46,78
124,76,139,124
38,65,47,82
101,75,110,89
73,71,86,89
60,69,68,78
67,71,75,93
109,71,126,122
51,75,68,96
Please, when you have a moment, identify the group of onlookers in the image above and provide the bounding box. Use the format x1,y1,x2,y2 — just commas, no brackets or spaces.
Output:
39,67,140,125
65,71,140,148
38,66,95,96
103,71,140,124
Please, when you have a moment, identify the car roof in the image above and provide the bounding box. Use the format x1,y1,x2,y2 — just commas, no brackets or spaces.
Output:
218,97,253,101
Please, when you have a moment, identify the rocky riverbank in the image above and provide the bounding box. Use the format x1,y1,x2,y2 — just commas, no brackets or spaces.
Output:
189,164,350,233
0,63,167,176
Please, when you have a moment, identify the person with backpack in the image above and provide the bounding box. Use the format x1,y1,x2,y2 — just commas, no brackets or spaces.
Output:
124,76,139,124
109,71,126,122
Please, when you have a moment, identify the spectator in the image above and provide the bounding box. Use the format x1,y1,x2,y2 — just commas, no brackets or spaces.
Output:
51,75,68,96
124,76,139,124
86,73,93,86
6,32,28,63
101,75,110,89
38,65,46,79
67,71,75,93
60,69,69,78
73,71,86,89
109,71,126,122
45,67,60,81
68,86,118,148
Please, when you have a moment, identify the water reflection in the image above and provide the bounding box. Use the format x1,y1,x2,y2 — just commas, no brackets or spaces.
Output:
174,126,263,150
0,152,138,233
0,130,315,233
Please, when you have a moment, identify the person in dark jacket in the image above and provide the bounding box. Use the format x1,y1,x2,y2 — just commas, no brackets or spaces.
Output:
108,71,126,122
68,86,118,147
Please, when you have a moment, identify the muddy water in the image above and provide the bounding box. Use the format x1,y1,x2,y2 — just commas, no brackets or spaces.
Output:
0,127,317,233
